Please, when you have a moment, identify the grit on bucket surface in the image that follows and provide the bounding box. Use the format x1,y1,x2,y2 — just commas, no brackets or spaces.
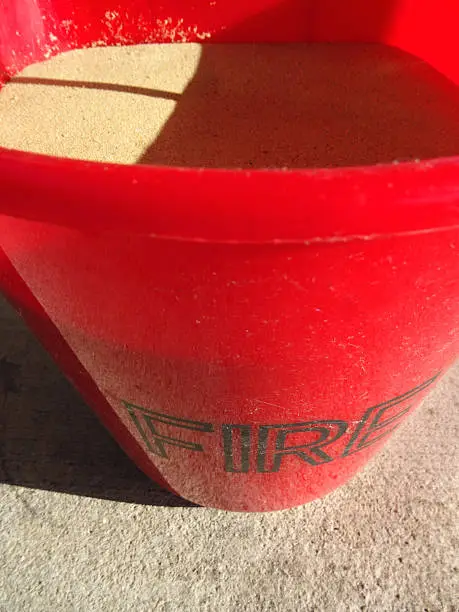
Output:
0,295,457,611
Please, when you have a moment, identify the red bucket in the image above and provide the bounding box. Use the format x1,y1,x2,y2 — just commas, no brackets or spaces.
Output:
1,0,459,511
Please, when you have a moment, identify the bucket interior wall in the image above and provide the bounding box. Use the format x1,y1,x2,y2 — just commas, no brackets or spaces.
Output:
1,1,459,86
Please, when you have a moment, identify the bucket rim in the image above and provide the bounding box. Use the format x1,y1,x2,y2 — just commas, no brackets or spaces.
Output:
1,148,459,244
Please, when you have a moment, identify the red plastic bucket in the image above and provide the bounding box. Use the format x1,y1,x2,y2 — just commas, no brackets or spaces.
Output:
1,1,459,511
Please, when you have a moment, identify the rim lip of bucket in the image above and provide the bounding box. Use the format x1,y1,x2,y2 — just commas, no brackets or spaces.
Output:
1,147,459,244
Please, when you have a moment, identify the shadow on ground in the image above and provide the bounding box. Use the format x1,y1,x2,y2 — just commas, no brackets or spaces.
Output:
0,295,195,507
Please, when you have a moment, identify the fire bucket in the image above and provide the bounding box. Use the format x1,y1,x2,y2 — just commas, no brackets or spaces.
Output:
1,0,458,511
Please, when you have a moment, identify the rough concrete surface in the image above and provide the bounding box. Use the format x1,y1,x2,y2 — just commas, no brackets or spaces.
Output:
0,295,457,611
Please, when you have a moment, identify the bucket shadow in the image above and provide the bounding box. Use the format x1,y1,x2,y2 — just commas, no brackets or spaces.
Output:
0,295,196,507
138,42,459,169
134,0,459,168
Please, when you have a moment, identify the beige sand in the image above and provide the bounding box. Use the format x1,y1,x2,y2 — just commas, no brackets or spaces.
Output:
1,42,459,168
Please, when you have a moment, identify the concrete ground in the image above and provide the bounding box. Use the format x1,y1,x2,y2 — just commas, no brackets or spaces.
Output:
0,294,457,611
